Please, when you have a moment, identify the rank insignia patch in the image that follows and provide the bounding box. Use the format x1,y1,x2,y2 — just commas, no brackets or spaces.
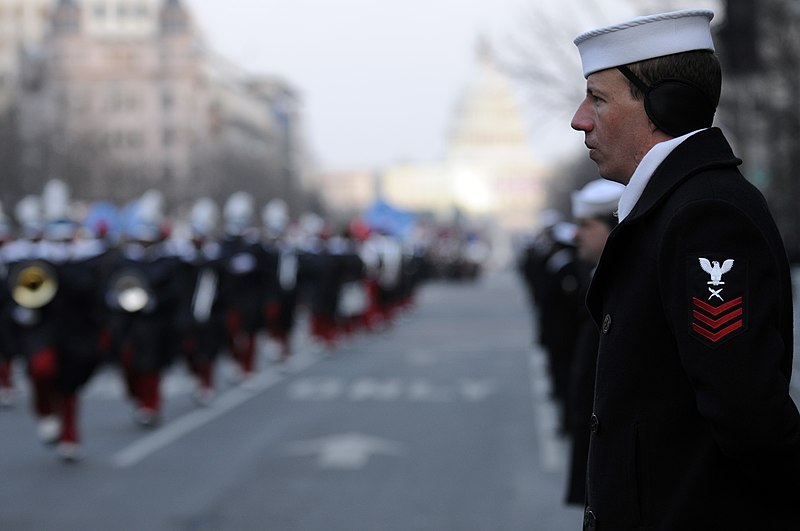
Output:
688,255,747,347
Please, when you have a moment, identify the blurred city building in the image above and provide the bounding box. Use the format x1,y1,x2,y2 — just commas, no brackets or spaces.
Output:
2,0,313,211
0,0,54,111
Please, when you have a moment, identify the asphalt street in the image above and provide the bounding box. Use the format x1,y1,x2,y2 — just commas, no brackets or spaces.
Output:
2,268,799,531
0,270,584,531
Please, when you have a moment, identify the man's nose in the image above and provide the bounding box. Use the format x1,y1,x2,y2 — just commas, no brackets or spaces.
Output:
571,101,592,132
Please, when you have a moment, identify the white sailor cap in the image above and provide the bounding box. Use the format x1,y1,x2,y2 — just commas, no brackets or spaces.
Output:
571,179,625,220
574,9,715,78
551,221,578,246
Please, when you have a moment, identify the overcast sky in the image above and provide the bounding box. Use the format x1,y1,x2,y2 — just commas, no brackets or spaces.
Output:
185,0,721,172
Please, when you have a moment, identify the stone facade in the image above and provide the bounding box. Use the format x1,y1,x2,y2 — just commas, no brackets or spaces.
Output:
8,0,308,210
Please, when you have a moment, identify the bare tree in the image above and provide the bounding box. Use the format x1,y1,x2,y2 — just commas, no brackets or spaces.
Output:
493,1,643,210
759,0,800,259
496,2,644,123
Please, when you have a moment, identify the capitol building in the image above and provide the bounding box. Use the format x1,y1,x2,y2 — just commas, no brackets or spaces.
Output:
318,41,551,246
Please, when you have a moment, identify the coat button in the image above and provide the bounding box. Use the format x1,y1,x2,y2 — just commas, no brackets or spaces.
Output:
601,314,612,334
583,508,597,530
590,413,600,434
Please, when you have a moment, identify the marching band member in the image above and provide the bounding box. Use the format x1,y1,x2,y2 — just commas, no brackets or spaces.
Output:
261,199,299,365
297,213,343,352
173,198,226,405
1,194,57,443
3,181,107,460
0,202,15,407
105,190,181,427
372,229,404,327
334,229,368,337
218,192,269,380
353,222,382,332
42,181,109,460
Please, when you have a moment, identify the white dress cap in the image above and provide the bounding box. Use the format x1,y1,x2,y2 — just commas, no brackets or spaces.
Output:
574,9,715,78
551,221,578,246
571,179,625,219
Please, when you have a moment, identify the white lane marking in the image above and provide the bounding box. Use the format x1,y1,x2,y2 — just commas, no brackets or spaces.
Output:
287,377,496,403
111,370,286,468
349,378,404,401
107,331,325,466
406,378,454,402
110,337,326,468
287,377,344,401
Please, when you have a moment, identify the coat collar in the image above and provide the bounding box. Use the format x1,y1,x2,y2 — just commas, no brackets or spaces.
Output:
623,128,742,224
586,128,741,321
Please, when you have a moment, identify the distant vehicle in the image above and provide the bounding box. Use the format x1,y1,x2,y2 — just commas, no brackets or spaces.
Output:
429,229,489,281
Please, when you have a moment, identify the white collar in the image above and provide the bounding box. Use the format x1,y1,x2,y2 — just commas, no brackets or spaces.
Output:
617,129,704,221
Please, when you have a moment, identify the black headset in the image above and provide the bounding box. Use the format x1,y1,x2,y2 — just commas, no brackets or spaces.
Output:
617,65,716,137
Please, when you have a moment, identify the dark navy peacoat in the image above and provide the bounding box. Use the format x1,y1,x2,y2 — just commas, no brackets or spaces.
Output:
583,128,800,531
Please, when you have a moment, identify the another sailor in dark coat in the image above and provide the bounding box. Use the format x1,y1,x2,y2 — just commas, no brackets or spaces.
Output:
563,179,623,506
537,221,581,420
571,9,800,530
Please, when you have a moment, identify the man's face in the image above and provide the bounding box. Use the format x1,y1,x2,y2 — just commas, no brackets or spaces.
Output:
571,68,656,185
576,217,612,264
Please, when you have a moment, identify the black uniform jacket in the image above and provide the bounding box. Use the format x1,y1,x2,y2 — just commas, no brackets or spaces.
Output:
584,128,800,531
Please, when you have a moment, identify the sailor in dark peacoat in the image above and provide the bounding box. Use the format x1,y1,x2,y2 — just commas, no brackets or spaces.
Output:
584,127,800,530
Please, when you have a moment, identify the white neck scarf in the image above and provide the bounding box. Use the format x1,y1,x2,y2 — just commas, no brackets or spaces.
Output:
617,129,704,222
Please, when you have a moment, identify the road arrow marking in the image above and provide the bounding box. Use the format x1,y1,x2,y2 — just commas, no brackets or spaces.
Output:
286,432,406,469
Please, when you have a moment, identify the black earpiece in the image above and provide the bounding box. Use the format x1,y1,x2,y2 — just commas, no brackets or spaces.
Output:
618,66,716,137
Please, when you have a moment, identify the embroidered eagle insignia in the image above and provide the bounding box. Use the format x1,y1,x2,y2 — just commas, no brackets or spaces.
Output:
688,255,746,348
699,258,734,286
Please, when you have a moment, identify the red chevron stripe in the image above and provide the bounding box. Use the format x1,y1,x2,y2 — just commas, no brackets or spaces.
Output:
692,296,743,316
692,319,743,342
692,307,743,330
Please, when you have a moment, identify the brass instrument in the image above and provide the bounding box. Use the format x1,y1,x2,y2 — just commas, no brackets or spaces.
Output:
10,261,58,309
110,270,151,313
